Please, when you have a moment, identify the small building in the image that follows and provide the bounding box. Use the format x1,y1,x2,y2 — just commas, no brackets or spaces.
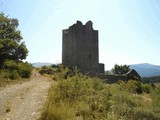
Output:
62,21,104,73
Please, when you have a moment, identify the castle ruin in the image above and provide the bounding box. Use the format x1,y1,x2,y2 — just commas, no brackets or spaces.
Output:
62,21,104,73
62,21,141,83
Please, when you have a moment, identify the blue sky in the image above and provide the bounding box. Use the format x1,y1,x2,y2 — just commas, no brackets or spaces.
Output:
0,0,160,70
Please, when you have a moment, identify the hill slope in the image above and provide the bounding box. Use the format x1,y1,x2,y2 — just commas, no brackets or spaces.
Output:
130,63,160,77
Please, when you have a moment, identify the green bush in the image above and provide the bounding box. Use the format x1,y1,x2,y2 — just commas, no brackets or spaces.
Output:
3,60,19,70
39,65,70,81
9,70,20,80
3,60,32,79
118,80,142,93
53,67,70,81
39,66,54,75
4,70,20,80
51,64,58,68
141,83,152,93
18,62,32,78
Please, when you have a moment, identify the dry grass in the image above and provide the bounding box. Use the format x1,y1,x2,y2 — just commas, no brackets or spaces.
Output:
40,68,160,120
0,71,30,88
0,68,34,88
0,78,29,88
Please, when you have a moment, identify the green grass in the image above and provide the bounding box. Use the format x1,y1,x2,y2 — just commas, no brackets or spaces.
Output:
40,68,160,120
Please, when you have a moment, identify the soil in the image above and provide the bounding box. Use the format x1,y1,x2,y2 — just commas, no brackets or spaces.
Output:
0,70,51,120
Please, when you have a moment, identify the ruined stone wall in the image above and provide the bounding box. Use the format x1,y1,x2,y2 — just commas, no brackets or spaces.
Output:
99,74,128,84
62,21,103,73
98,69,141,84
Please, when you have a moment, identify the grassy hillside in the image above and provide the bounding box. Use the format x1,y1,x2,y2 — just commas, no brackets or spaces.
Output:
40,66,160,120
142,76,160,83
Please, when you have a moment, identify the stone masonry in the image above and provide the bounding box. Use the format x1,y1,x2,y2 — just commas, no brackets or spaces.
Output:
62,21,104,73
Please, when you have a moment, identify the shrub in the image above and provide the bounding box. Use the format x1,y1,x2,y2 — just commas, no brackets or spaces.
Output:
3,60,19,70
51,64,58,68
40,72,110,120
39,66,54,75
141,83,152,93
40,69,160,120
18,62,32,78
3,60,32,79
8,70,20,80
53,67,70,80
118,80,142,94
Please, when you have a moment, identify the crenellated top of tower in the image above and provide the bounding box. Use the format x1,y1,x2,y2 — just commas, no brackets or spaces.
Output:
67,20,96,31
85,21,93,30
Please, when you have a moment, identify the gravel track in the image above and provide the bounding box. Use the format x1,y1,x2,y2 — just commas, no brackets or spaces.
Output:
0,71,51,120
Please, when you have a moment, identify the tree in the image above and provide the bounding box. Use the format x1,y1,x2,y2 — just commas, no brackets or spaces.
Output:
0,13,28,68
112,64,131,75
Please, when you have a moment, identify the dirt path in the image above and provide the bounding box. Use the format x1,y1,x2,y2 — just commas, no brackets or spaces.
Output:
0,71,51,120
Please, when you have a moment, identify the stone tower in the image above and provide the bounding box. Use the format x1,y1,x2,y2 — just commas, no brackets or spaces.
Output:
62,21,104,73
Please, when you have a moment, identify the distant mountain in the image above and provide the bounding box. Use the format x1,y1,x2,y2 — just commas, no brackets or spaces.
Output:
130,63,160,77
32,62,53,67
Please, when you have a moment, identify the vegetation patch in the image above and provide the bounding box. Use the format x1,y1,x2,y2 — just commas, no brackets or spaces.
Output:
142,76,160,83
3,60,32,79
41,72,110,120
40,67,160,120
0,13,32,86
